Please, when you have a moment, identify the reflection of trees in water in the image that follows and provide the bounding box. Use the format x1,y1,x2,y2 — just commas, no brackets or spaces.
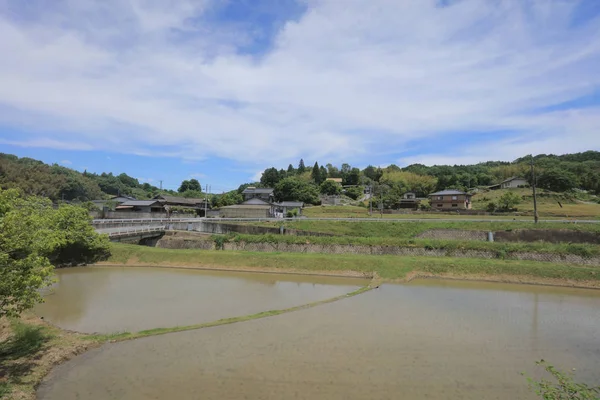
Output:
36,268,112,325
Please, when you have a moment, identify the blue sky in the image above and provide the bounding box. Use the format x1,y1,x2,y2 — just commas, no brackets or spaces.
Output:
0,0,599,192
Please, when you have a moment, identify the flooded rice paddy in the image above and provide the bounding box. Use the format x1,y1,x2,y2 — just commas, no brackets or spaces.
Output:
37,269,600,400
34,266,365,333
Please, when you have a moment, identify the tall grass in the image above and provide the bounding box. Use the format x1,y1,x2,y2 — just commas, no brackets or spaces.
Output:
107,243,600,283
220,233,600,258
250,220,600,238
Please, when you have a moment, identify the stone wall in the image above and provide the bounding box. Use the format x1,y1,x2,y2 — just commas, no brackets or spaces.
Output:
494,229,600,244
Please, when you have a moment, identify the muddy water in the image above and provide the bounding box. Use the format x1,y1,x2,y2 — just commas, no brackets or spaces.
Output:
39,279,600,400
34,266,364,333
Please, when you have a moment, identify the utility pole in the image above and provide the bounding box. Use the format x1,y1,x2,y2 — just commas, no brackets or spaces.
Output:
379,185,384,218
204,184,208,218
369,183,373,216
530,155,539,224
159,180,163,191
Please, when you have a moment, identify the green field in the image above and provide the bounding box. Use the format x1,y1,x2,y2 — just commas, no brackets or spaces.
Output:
470,188,600,217
222,233,600,258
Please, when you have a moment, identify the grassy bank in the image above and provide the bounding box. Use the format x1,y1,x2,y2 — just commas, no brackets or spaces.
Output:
302,201,600,219
219,233,600,259
0,315,96,400
249,219,600,238
107,243,600,285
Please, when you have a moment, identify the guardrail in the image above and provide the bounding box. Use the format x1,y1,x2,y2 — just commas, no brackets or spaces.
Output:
99,226,167,237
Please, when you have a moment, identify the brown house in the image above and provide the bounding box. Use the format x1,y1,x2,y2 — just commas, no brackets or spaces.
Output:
428,190,472,210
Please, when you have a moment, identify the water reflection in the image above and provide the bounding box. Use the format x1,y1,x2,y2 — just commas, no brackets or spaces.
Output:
34,266,364,333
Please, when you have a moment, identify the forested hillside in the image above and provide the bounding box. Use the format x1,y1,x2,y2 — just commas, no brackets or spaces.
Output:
0,153,166,202
1,151,599,205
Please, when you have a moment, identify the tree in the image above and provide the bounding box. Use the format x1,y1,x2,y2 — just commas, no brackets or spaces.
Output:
287,164,295,175
312,162,325,184
363,165,383,182
0,189,110,317
319,166,328,184
260,167,283,187
326,163,341,178
274,177,320,204
298,159,306,174
344,168,361,186
178,179,201,193
320,180,342,195
537,168,577,192
212,191,243,207
498,191,521,211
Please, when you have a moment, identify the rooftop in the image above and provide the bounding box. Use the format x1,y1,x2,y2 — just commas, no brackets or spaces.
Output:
429,190,469,196
242,187,274,194
220,204,271,209
119,200,162,207
242,198,271,205
500,176,527,184
154,195,205,205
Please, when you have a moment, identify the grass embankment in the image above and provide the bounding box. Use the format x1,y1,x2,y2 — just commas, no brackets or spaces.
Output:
251,220,600,238
107,243,600,285
0,283,372,400
471,188,600,217
220,233,600,259
0,315,95,400
302,199,600,219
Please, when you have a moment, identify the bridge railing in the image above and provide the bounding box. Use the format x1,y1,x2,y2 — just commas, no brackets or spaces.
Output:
101,226,167,238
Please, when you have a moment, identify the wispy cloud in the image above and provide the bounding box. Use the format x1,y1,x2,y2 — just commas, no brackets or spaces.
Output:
60,159,72,165
0,0,599,166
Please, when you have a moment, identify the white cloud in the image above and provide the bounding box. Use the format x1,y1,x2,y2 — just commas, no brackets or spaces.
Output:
60,159,72,165
190,173,207,179
250,170,263,182
0,0,599,166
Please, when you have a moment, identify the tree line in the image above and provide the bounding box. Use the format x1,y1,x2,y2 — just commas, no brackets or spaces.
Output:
219,151,600,207
2,151,599,208
0,153,199,203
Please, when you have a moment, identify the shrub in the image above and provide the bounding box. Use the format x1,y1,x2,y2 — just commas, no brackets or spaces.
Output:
486,201,497,212
525,360,600,399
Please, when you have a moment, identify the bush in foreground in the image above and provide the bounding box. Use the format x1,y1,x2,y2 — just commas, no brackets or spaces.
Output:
525,360,600,399
0,188,110,318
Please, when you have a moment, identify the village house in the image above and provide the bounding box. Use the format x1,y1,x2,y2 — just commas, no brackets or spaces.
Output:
217,197,305,218
153,194,208,216
428,190,472,210
398,192,425,209
242,187,274,202
219,198,273,218
272,201,304,217
489,177,528,190
116,200,165,213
